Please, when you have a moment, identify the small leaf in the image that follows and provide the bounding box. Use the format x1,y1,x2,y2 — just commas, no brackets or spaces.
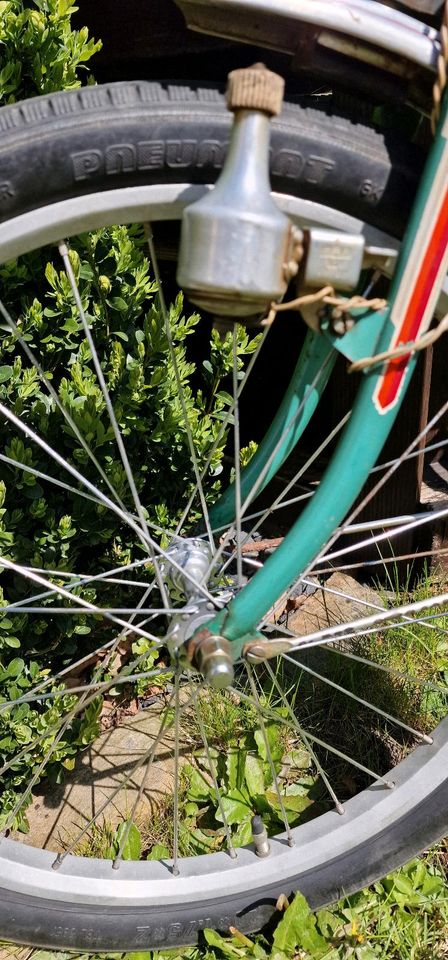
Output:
147,843,170,860
218,789,252,825
109,296,128,312
185,764,212,802
244,754,265,798
204,930,245,958
125,953,152,960
0,365,13,382
5,657,24,676
273,892,328,957
254,723,283,764
115,820,141,860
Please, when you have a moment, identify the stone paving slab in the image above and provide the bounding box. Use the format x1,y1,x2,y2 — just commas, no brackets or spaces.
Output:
18,703,176,854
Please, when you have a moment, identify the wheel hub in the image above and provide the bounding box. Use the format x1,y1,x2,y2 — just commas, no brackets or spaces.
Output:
162,538,235,688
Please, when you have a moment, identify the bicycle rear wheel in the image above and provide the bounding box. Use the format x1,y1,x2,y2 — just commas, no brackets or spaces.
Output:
0,81,446,953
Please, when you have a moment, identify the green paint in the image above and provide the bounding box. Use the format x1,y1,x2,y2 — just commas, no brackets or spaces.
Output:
208,329,336,532
203,93,448,646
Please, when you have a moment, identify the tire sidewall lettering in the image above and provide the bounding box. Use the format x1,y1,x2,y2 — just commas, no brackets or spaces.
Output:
70,140,340,188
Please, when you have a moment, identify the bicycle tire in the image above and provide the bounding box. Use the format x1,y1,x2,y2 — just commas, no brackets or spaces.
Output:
0,81,446,953
0,81,421,236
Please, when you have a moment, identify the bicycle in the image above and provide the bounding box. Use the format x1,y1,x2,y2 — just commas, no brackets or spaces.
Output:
0,0,447,951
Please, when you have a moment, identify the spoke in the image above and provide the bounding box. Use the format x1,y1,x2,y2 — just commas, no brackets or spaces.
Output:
59,242,170,610
0,555,164,647
299,575,448,641
0,298,129,514
210,488,314,539
232,326,244,588
3,695,88,832
175,324,271,539
172,661,181,875
206,350,335,579
0,619,142,778
0,676,111,778
313,546,448,576
1,576,176,772
372,435,448,473
0,568,167,711
0,452,104,508
112,684,176,870
59,241,148,536
0,451,181,545
4,556,159,616
246,411,350,538
245,662,294,846
0,397,155,555
256,398,448,629
53,684,194,867
264,661,344,814
239,355,333,520
0,403,219,602
260,503,448,633
282,652,432,743
236,683,394,788
319,503,448,566
219,412,351,577
0,606,192,615
190,682,237,858
264,590,448,655
326,644,448,694
0,666,172,712
144,223,214,550
308,398,448,578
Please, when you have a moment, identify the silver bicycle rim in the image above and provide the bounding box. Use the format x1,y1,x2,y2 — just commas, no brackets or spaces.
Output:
0,183,445,909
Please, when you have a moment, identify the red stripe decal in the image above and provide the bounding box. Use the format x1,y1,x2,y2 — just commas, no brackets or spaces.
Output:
375,187,448,414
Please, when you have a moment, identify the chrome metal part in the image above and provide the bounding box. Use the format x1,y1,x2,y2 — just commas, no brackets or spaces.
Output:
303,228,365,292
302,230,399,293
251,815,271,857
175,0,440,73
177,65,291,321
191,633,235,688
161,538,212,599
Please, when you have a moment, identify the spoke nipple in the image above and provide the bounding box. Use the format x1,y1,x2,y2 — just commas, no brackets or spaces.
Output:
112,858,120,870
422,734,434,745
335,802,345,816
206,602,215,611
251,815,270,858
51,854,63,871
384,780,395,790
171,865,180,877
287,837,295,848
229,846,238,860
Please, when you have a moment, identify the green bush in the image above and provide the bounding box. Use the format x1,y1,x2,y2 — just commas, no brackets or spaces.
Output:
0,0,101,104
0,1,259,825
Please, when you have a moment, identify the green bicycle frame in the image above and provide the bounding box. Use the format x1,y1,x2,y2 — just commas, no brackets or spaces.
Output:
204,94,448,651
207,329,336,532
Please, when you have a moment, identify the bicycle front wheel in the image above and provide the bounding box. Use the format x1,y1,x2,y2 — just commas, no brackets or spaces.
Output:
0,81,446,953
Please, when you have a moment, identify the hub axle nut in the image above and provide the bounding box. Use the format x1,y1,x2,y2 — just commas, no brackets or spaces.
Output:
192,634,235,689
